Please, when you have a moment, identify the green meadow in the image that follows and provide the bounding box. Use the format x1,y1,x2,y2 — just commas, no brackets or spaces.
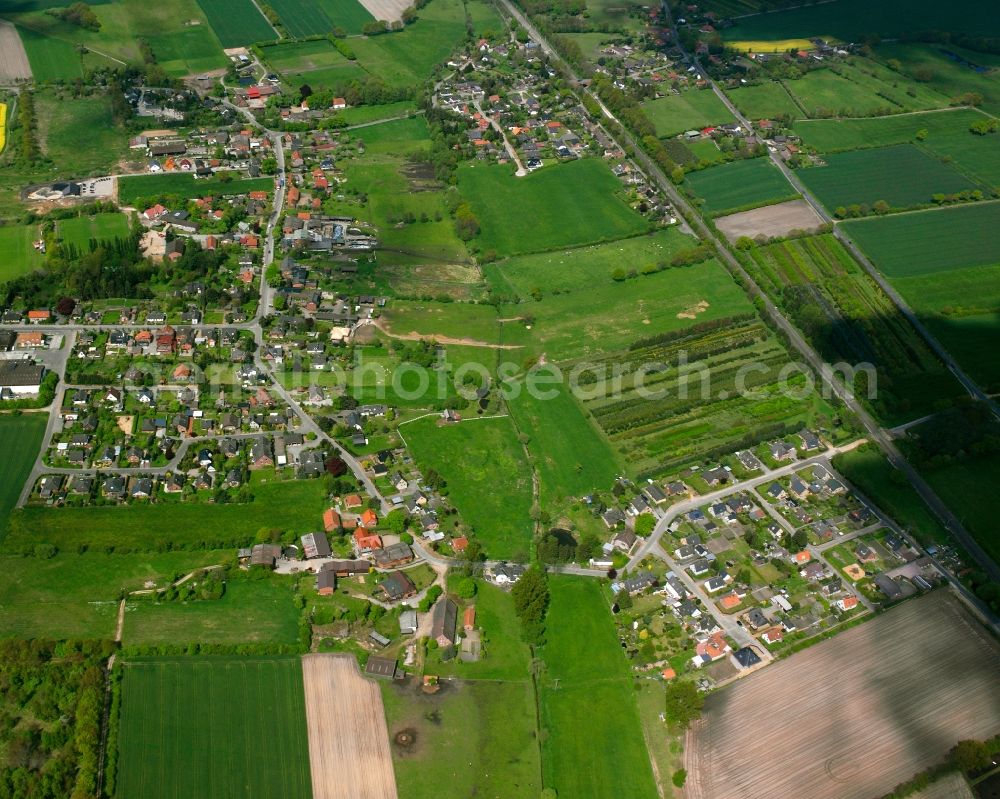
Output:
643,89,734,137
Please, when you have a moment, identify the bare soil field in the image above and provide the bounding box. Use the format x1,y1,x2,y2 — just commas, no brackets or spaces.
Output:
909,772,975,799
715,198,824,242
302,654,398,799
685,591,1000,799
358,0,410,22
0,22,32,82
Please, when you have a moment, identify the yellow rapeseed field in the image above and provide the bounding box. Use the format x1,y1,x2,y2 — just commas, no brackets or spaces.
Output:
0,102,7,153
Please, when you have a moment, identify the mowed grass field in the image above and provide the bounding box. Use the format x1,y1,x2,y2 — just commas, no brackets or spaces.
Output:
57,212,130,247
686,157,798,215
539,577,658,798
116,657,312,799
842,202,1000,277
0,223,45,281
684,591,1000,799
642,89,734,137
725,81,803,120
194,0,275,46
458,159,650,256
0,415,45,533
118,174,273,206
5,477,328,552
401,416,532,559
798,144,977,211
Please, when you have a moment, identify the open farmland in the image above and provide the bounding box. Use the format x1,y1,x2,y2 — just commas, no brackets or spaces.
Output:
842,202,1000,277
877,42,1000,116
458,159,650,256
302,655,397,799
642,89,734,137
0,21,31,81
319,0,376,32
798,144,978,211
684,590,1000,799
195,0,276,46
401,415,533,559
116,657,312,799
0,415,45,532
686,158,798,216
539,577,658,798
268,0,337,38
744,234,963,423
715,199,823,242
725,81,802,120
16,25,82,81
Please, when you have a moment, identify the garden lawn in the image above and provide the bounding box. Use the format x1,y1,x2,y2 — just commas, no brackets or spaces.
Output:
642,89,734,137
0,223,45,281
401,416,532,559
4,477,329,552
539,577,657,798
686,157,797,215
116,657,311,799
0,415,45,532
0,550,230,639
726,81,803,120
798,144,977,211
194,0,275,46
57,212,130,248
381,679,542,799
842,202,1000,277
458,159,650,256
122,577,301,646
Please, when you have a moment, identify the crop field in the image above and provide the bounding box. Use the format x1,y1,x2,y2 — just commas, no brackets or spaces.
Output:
118,174,273,206
720,0,1000,45
57,212,130,248
0,22,31,82
0,415,44,532
498,257,755,361
123,578,301,646
745,234,963,423
0,222,45,280
686,158,798,216
382,678,542,799
147,22,226,77
268,0,337,38
195,0,275,46
842,202,1000,277
0,550,231,640
401,416,532,559
539,577,658,799
580,315,838,475
642,89,734,137
793,108,1000,185
316,0,374,34
116,657,312,799
16,25,82,81
685,590,1000,799
302,655,396,799
725,81,803,120
459,159,650,257
920,452,1000,563
5,476,328,552
715,198,823,242
262,39,354,72
798,144,977,211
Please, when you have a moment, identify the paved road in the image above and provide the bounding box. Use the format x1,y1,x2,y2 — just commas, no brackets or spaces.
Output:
494,0,1000,584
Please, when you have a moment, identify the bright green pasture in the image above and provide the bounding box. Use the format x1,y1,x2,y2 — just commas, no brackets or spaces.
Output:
725,81,803,119
57,213,130,247
686,157,797,215
842,202,1000,277
642,89,734,137
116,657,311,799
401,415,533,559
0,415,45,532
0,223,45,281
458,159,650,256
798,144,977,210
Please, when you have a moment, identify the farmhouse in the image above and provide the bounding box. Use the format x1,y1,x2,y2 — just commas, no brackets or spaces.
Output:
372,542,414,569
431,597,458,647
380,571,417,602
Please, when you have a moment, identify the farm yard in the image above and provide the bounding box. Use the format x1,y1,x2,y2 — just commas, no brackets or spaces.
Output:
115,657,312,799
458,159,651,257
642,89,734,138
302,655,397,799
743,234,964,423
684,590,1000,799
797,144,978,212
685,158,798,216
194,0,276,47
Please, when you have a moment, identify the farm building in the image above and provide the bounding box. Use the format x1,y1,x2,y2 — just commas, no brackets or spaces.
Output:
365,656,398,680
431,597,458,647
323,559,370,577
301,532,331,559
316,570,336,596
0,361,45,397
372,542,413,569
380,571,417,602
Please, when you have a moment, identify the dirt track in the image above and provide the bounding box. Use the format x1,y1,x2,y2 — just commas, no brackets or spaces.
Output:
302,654,398,799
0,22,32,82
685,591,1000,799
715,199,823,242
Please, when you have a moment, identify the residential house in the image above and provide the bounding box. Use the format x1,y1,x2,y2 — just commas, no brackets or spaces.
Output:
380,571,417,602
